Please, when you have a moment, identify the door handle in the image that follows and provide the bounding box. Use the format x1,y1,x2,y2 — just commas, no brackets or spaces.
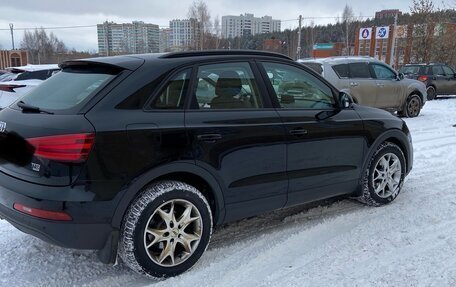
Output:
376,83,385,87
350,82,359,87
289,128,308,137
197,133,222,143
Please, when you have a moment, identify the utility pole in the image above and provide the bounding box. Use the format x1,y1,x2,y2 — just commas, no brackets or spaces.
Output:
9,23,15,50
297,15,302,60
390,12,398,68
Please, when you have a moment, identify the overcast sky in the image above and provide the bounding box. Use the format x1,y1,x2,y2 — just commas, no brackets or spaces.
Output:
0,0,452,52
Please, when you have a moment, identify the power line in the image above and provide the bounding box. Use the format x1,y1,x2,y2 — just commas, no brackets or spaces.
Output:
0,24,97,31
0,15,378,32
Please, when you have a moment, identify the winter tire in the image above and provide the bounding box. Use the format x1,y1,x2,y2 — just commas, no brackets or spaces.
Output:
119,180,213,278
358,142,406,206
404,94,422,118
426,86,437,101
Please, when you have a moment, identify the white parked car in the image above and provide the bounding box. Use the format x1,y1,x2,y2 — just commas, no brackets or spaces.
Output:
0,64,60,109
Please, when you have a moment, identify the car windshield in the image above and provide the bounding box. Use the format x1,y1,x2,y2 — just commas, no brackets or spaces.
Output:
0,72,16,82
18,66,118,113
399,66,421,75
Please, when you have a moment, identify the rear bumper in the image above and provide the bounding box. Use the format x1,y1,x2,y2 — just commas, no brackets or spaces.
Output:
0,176,115,250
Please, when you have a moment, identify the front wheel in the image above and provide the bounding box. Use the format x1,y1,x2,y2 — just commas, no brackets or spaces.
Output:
119,181,213,278
404,94,422,118
358,142,406,206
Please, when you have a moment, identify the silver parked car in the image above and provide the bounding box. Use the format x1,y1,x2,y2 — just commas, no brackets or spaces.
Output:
298,57,427,117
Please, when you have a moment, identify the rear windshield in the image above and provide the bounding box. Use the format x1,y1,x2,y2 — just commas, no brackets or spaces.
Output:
399,66,421,75
18,66,118,113
302,63,323,75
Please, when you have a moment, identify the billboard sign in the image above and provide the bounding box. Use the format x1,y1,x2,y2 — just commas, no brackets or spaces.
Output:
376,26,389,39
395,25,407,38
359,28,372,40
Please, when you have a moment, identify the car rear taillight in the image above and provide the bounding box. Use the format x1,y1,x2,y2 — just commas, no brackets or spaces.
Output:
417,75,428,82
27,133,95,163
13,203,72,221
0,84,26,93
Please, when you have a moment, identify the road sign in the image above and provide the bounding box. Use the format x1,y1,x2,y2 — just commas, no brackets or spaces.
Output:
359,28,372,40
376,26,389,39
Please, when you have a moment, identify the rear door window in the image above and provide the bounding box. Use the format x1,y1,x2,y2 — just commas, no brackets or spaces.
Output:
332,64,349,78
18,66,118,113
349,63,372,78
432,66,445,76
192,62,263,109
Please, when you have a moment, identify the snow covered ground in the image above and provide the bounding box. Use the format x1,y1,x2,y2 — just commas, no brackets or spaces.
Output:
1,97,456,287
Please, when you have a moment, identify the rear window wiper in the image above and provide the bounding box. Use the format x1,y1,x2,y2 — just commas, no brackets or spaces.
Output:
17,101,54,114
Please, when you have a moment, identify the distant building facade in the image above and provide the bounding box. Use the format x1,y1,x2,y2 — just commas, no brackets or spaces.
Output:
355,23,456,68
159,28,172,52
263,38,283,53
169,19,200,51
312,43,345,58
375,9,402,19
97,21,159,56
221,13,281,39
0,50,28,69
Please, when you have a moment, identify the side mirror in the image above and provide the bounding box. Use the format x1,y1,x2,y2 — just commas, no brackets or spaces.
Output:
339,92,353,108
397,73,405,81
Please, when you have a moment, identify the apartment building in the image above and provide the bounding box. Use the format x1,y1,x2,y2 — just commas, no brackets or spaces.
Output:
169,19,199,51
221,13,281,39
97,21,159,56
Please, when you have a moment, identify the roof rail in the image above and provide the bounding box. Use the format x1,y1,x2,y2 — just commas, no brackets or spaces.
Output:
160,50,292,60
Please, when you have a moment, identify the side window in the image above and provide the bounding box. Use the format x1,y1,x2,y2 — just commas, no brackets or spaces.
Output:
432,66,445,76
371,64,396,80
151,69,191,109
442,66,455,77
261,62,335,109
348,62,371,79
193,62,263,109
332,64,349,78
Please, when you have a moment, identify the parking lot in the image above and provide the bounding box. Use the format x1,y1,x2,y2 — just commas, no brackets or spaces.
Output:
0,96,455,286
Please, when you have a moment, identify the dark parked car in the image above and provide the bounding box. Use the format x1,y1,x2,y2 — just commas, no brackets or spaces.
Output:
0,51,413,278
399,63,456,100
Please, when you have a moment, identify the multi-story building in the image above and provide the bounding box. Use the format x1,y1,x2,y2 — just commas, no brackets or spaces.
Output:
97,21,159,56
169,19,199,51
221,13,281,39
355,23,456,68
159,28,172,53
375,9,402,20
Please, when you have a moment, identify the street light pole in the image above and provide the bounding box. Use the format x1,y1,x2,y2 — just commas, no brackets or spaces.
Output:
297,15,302,60
390,13,398,68
9,23,15,50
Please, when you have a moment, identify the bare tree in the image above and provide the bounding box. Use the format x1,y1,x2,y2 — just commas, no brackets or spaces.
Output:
342,4,355,56
213,16,221,49
188,0,211,50
20,28,67,64
410,0,436,63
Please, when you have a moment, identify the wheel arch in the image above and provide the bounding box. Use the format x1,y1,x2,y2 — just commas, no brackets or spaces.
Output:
111,162,226,229
356,129,412,196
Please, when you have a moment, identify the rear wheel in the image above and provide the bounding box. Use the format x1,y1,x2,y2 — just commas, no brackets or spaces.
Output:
358,142,406,206
427,86,437,101
119,180,213,278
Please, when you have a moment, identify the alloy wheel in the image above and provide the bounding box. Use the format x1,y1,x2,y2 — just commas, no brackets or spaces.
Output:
372,153,402,198
407,96,421,117
143,199,203,267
